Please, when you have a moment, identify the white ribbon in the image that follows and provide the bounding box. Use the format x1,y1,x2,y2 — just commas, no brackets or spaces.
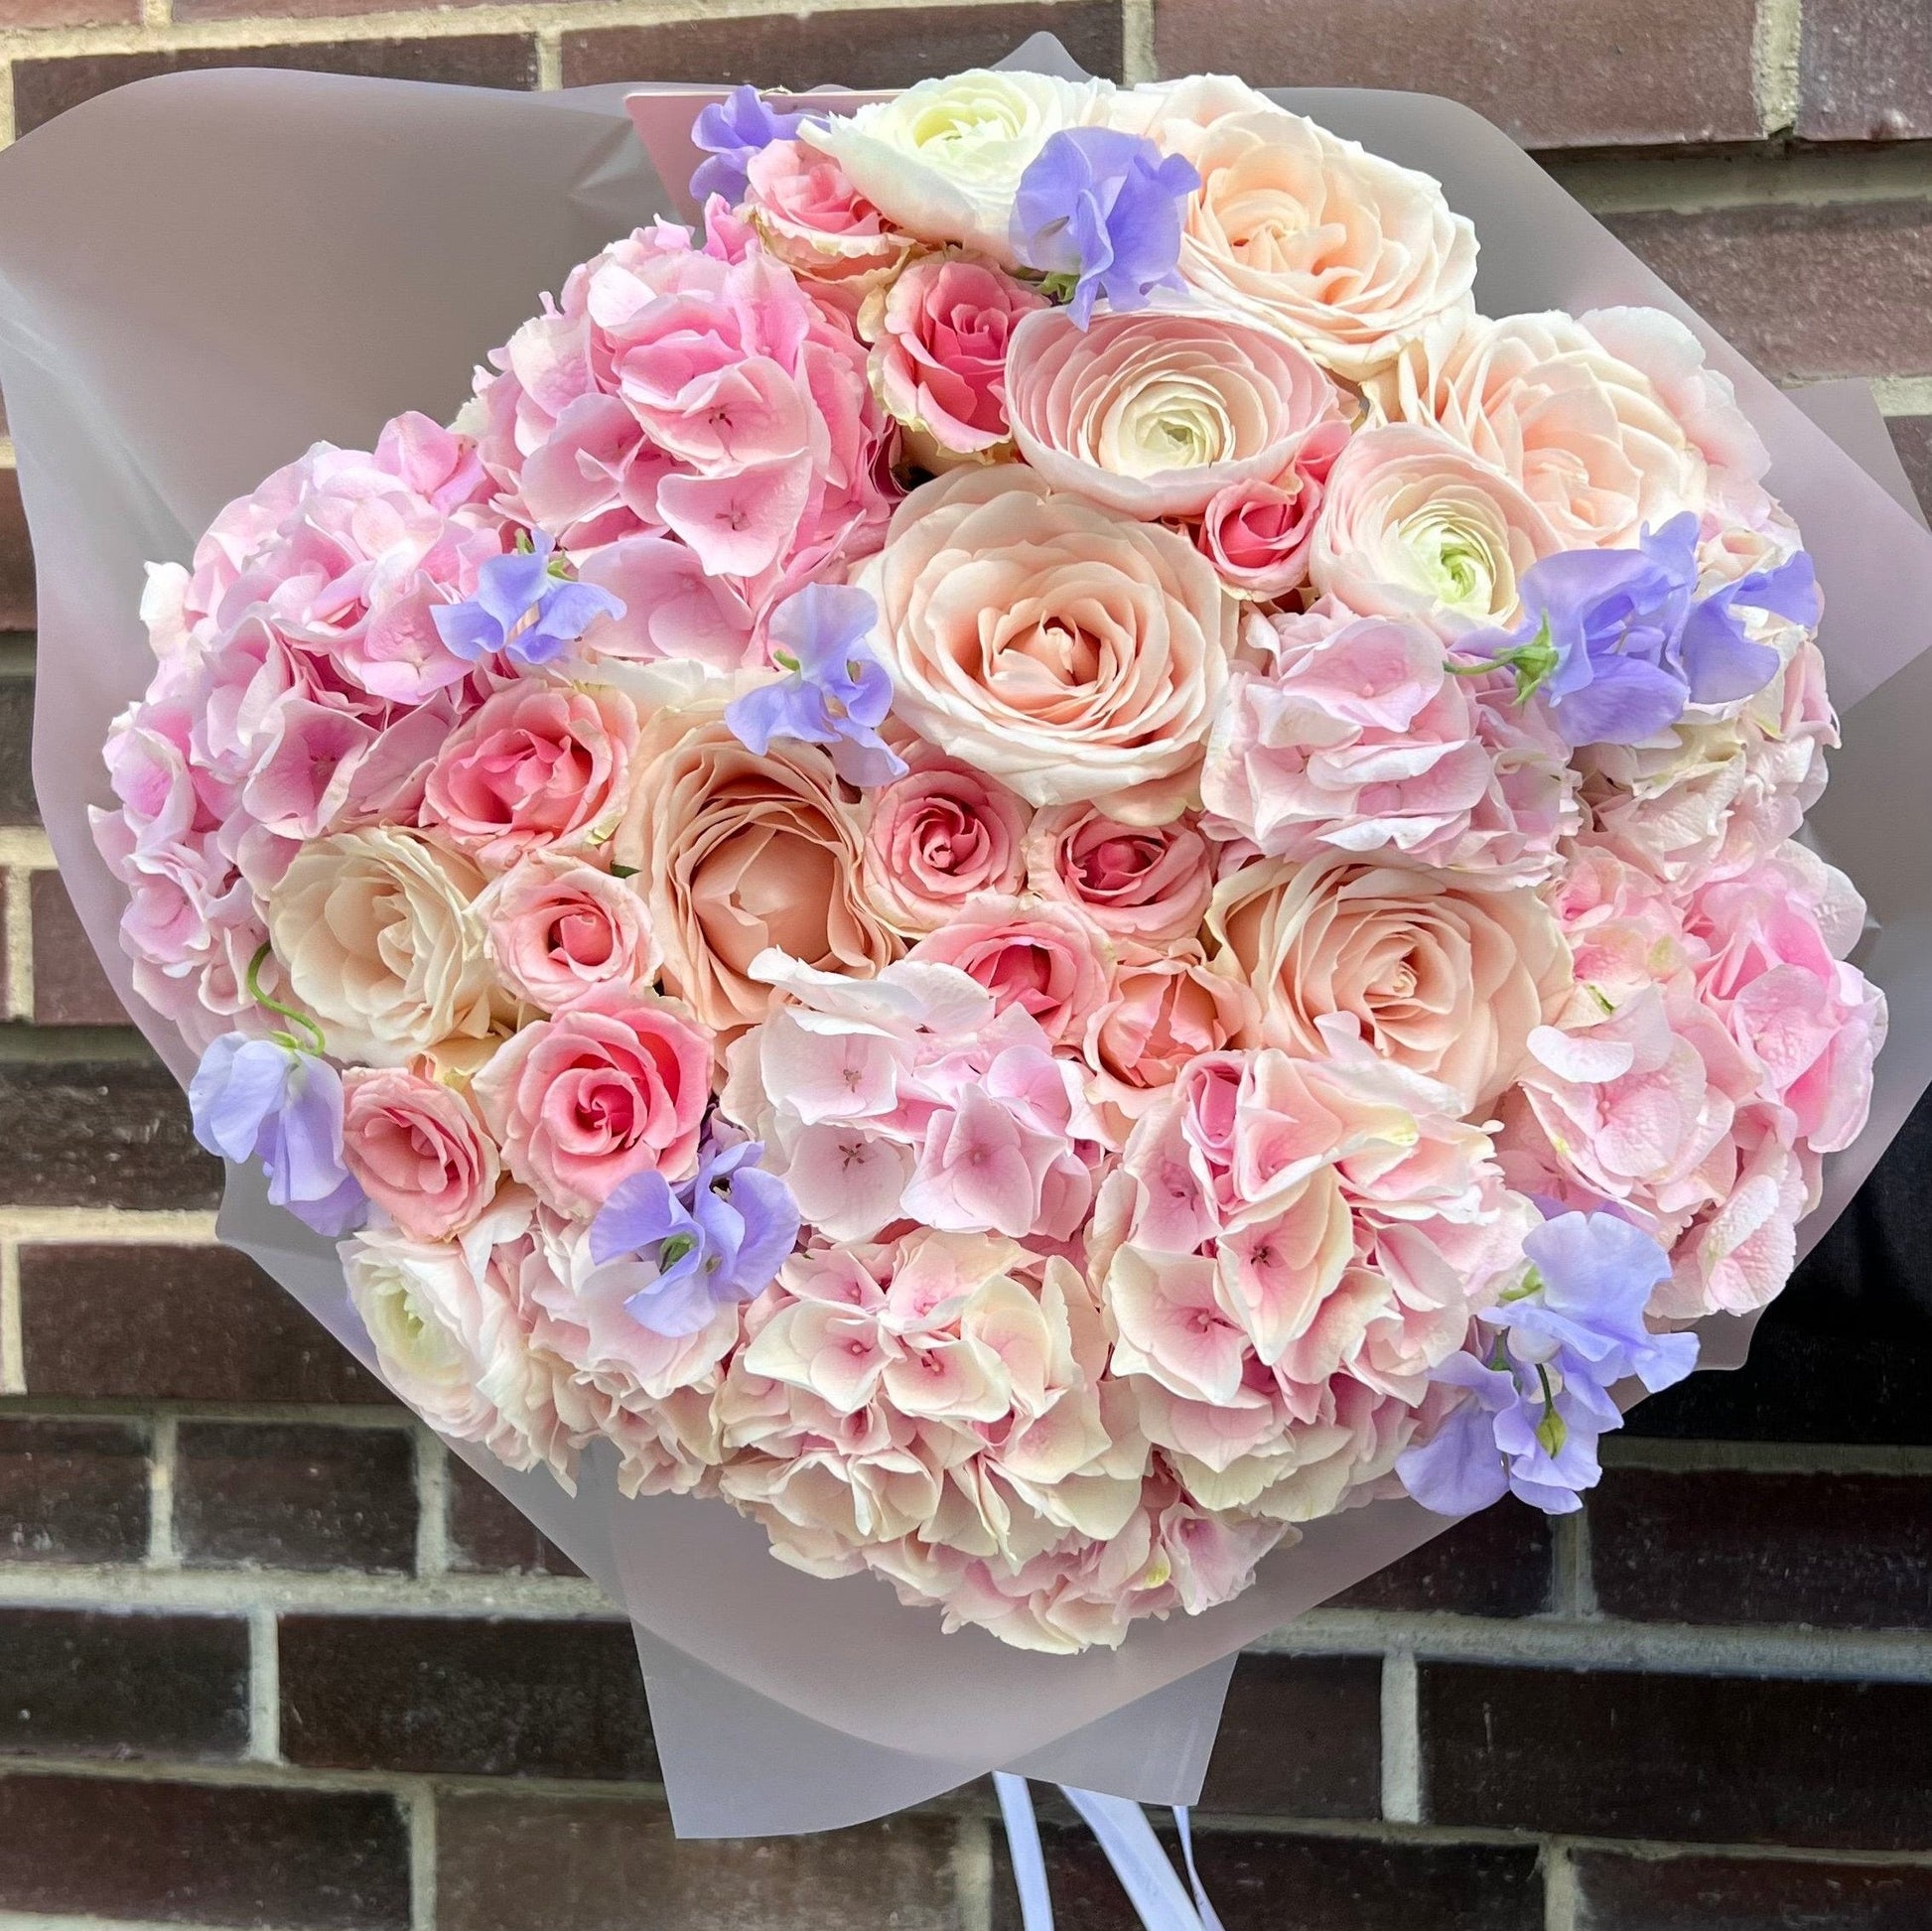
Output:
992,1773,1223,1930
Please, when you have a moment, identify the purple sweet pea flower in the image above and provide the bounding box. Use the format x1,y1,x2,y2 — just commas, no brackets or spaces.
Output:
190,1034,367,1236
724,583,907,787
690,85,807,207
589,1139,800,1337
1011,128,1199,328
431,532,624,670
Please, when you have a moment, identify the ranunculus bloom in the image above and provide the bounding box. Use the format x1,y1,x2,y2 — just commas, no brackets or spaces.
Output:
857,465,1244,819
1025,803,1215,948
1168,102,1478,380
862,253,1049,464
1311,424,1561,635
613,700,899,1034
423,682,638,874
744,137,911,309
472,984,711,1215
1004,303,1343,520
265,827,503,1065
343,1065,501,1241
478,850,661,1011
1207,856,1573,1108
908,900,1114,1049
860,747,1032,936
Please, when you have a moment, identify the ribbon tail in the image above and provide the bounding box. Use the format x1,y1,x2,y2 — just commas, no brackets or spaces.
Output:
994,1772,1054,1931
1063,1785,1216,1930
1173,1807,1226,1931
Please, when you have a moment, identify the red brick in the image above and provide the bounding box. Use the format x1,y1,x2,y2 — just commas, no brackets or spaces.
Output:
0,1416,148,1563
1332,1498,1552,1617
1588,1467,1932,1630
175,1421,417,1573
0,1606,249,1759
0,678,34,823
1887,415,1932,514
28,869,128,1027
20,1242,391,1403
1607,202,1932,382
0,0,135,22
0,1773,409,1929
1154,0,1759,150
1198,1654,1381,1818
1574,1848,1932,1929
1799,0,1932,140
1421,1660,1932,1850
0,1054,218,1207
12,37,539,138
279,1613,656,1779
437,1791,965,1931
562,2,1126,90
0,471,31,632
447,1456,582,1577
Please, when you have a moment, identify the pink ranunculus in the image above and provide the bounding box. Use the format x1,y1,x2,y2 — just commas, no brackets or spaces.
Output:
478,850,661,1012
1025,804,1216,949
909,900,1114,1050
1083,948,1260,1133
1004,304,1345,520
342,1065,501,1241
1196,419,1348,600
423,683,638,874
744,137,912,313
860,747,1032,936
471,985,711,1215
862,251,1049,464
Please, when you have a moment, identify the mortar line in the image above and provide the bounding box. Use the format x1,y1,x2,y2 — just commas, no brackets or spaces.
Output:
248,1603,280,1762
1379,1646,1421,1824
952,1810,997,1931
535,26,563,89
414,1428,450,1578
146,1412,178,1569
1120,0,1154,85
1543,1840,1581,1931
2,867,32,1022
0,1395,414,1429
0,1207,221,1242
408,1779,439,1931
1551,1509,1595,1617
1751,0,1804,138
0,829,54,869
0,1241,22,1396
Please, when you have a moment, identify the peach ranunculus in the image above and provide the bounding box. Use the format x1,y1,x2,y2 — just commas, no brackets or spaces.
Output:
477,849,661,1012
612,699,899,1034
1082,947,1260,1132
1311,423,1561,635
1003,303,1344,520
856,466,1246,820
908,900,1115,1049
1169,103,1478,381
342,1065,501,1241
861,252,1049,466
265,826,503,1065
743,137,912,311
1025,803,1216,948
1206,855,1572,1109
1195,418,1348,601
861,747,1032,936
423,682,638,874
1364,309,1710,551
471,983,711,1215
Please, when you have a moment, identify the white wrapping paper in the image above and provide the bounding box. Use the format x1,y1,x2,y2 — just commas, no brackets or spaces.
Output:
4,37,1930,1836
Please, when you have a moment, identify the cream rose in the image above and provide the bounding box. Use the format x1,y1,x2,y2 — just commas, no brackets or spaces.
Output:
265,827,502,1065
803,69,1112,265
1311,423,1560,634
1206,856,1572,1109
1173,104,1478,380
856,465,1243,821
611,700,899,1033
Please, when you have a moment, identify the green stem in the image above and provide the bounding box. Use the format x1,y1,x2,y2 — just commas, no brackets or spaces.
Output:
245,944,327,1057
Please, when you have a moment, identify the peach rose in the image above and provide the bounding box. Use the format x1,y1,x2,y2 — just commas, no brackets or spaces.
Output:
1311,423,1560,635
1207,856,1572,1108
860,746,1031,936
471,985,710,1215
1004,303,1343,520
744,137,911,310
908,900,1113,1049
856,466,1243,820
478,850,660,1012
1083,949,1260,1130
1172,104,1478,380
1025,803,1215,948
423,682,638,873
611,700,899,1033
342,1065,501,1241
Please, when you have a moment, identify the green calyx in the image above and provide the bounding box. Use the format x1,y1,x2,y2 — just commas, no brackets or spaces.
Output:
658,1232,699,1270
245,944,327,1057
1498,1267,1545,1306
1447,614,1559,707
1534,1362,1567,1458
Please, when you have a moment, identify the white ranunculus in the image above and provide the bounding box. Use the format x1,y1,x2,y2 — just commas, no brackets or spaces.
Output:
802,69,1113,265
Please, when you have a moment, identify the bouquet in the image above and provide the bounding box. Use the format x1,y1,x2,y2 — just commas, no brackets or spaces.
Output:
9,44,1931,1841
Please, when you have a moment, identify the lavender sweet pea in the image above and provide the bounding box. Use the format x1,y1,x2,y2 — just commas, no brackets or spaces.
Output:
691,85,807,207
589,1138,801,1337
431,532,624,670
725,583,907,786
1011,129,1199,328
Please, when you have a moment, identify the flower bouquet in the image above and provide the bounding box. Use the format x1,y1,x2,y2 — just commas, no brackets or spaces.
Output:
6,37,1932,1858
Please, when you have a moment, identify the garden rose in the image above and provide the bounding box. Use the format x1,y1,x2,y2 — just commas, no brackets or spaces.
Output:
908,900,1114,1048
1082,949,1259,1130
343,1065,501,1240
478,850,660,1011
860,748,1031,935
1025,803,1215,947
744,137,911,307
1195,419,1347,600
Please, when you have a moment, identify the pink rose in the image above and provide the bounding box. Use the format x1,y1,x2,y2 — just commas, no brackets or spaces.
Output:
745,138,910,312
860,748,1031,936
1006,304,1344,519
1196,420,1348,599
342,1066,501,1241
478,850,661,1012
1083,950,1259,1130
1025,804,1215,948
424,683,637,873
862,252,1048,462
909,901,1113,1049
472,986,711,1215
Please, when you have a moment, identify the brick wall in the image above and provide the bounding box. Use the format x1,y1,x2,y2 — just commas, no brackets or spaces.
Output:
3,2,1932,1926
